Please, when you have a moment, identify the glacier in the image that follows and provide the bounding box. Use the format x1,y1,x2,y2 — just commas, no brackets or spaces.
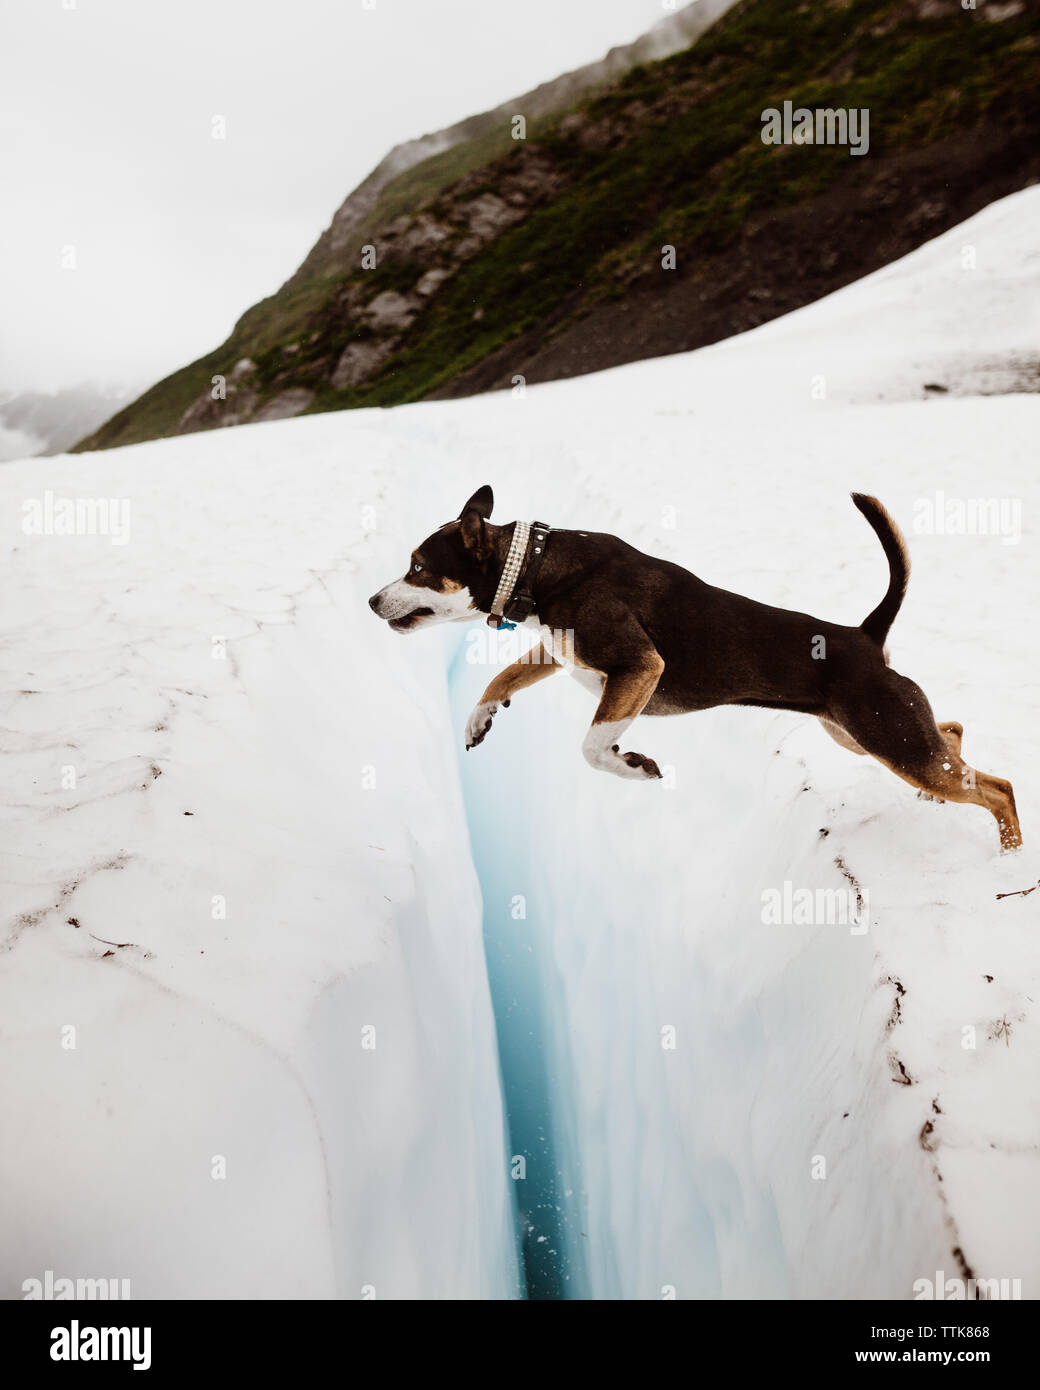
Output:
2,188,1039,1299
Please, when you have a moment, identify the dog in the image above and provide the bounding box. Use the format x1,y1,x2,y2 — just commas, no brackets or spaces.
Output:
369,487,1021,852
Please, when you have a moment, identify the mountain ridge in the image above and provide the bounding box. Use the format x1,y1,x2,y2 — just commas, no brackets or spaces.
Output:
76,0,1040,452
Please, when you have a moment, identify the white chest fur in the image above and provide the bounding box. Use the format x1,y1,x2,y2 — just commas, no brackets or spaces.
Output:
523,617,604,698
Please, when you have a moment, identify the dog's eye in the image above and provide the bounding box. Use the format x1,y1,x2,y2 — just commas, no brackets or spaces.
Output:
412,562,423,574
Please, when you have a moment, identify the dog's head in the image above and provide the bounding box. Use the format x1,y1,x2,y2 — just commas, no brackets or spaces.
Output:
368,486,498,633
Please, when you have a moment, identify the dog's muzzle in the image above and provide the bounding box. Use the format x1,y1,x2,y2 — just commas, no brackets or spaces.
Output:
369,588,433,632
386,608,432,631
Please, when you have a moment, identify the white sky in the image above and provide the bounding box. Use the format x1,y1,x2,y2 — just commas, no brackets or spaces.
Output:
0,0,676,395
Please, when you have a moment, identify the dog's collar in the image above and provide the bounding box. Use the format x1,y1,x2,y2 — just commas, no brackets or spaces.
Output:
487,520,551,629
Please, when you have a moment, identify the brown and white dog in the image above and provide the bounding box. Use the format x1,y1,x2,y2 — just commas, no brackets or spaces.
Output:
369,487,1021,851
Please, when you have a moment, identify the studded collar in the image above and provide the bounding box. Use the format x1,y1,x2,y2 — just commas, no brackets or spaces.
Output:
486,520,551,629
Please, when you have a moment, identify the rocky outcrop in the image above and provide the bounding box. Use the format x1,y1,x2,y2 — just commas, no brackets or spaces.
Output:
253,388,315,422
331,339,399,391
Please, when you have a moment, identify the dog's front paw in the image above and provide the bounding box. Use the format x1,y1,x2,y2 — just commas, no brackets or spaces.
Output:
465,700,498,750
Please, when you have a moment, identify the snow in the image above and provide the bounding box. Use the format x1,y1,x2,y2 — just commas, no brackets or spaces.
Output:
0,436,519,1298
2,185,1039,1299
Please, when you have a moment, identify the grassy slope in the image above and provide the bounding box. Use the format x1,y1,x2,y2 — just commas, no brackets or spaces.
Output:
76,0,1040,451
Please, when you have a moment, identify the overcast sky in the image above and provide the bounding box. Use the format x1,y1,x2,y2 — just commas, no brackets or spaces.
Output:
0,0,678,396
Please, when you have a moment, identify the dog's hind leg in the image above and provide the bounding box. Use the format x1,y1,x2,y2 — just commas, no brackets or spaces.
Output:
828,673,1021,851
915,722,964,802
937,720,963,756
465,642,560,749
819,716,867,755
582,650,665,780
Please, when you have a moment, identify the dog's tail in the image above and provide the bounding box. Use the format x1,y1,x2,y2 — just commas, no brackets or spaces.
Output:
851,493,910,646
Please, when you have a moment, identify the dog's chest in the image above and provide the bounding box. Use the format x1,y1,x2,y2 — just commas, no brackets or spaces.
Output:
523,616,605,698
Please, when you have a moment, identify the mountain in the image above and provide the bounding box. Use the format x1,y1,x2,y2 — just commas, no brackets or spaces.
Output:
75,0,1040,453
288,0,738,296
0,384,133,461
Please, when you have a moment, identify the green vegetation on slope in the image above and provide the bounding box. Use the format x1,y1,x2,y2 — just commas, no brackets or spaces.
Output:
76,0,1040,451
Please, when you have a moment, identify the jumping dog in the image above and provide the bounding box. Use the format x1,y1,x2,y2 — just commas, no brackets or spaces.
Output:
369,487,1021,851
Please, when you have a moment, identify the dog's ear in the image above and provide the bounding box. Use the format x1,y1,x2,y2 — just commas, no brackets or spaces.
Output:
458,486,494,560
458,486,493,521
